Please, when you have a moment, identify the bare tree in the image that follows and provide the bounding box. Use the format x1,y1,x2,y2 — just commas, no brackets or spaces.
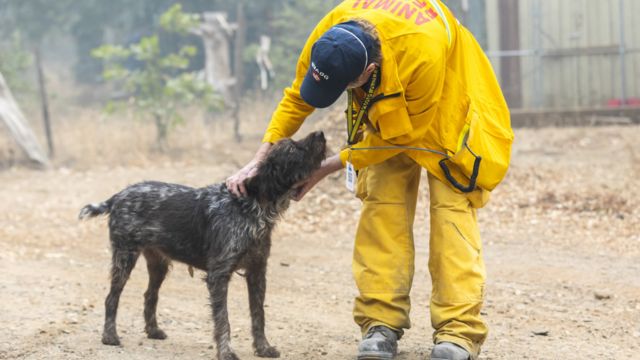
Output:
191,12,237,104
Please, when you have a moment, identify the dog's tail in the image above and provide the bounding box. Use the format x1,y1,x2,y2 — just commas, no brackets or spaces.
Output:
78,199,112,220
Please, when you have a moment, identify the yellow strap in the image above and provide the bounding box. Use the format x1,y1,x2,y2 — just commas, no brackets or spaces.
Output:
346,69,379,145
347,90,354,136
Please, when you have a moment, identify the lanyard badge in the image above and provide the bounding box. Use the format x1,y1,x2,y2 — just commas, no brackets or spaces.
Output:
345,161,357,193
344,69,379,192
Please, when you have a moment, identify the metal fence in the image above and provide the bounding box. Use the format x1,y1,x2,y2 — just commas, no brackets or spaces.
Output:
460,0,640,111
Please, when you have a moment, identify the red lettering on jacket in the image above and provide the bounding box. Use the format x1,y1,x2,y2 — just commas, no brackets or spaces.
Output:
352,0,440,27
390,1,403,13
397,4,417,19
374,0,396,11
415,8,437,25
362,0,377,9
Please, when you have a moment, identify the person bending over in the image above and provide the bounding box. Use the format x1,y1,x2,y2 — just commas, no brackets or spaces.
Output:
227,1,513,359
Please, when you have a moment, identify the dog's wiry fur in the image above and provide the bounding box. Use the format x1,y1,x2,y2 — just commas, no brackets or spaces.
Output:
80,131,326,360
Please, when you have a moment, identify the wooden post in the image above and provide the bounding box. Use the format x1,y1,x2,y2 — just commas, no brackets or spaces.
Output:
499,0,522,108
34,47,54,156
232,2,246,143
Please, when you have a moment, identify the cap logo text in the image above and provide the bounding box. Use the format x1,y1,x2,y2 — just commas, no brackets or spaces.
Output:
311,62,330,81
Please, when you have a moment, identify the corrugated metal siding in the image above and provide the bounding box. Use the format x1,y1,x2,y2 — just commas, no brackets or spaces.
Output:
485,0,639,109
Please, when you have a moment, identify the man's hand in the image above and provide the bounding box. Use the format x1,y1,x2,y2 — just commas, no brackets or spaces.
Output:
226,142,272,197
226,161,259,197
292,154,344,201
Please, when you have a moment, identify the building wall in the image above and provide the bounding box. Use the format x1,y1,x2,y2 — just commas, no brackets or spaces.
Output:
445,0,488,49
484,0,640,109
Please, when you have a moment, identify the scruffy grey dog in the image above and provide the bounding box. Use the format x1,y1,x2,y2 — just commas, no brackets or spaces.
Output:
79,131,326,360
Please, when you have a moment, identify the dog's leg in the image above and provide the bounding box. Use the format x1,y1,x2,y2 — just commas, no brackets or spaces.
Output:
142,248,170,340
103,248,140,346
207,261,239,360
246,259,280,358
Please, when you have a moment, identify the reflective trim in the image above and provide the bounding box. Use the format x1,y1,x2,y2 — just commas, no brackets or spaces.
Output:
456,123,470,153
429,0,452,47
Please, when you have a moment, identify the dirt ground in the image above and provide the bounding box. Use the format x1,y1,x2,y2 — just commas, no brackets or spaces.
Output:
1,122,639,359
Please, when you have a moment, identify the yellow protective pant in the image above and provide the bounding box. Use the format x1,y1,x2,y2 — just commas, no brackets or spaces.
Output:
353,153,488,359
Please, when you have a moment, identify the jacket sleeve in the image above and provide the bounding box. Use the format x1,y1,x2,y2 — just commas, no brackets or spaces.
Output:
262,12,339,144
340,55,447,170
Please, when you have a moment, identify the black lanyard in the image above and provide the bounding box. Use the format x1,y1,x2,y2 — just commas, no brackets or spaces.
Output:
346,69,379,145
346,69,402,145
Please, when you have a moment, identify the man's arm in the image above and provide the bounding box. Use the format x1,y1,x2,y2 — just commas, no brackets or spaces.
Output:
292,153,344,201
262,10,339,144
226,9,340,197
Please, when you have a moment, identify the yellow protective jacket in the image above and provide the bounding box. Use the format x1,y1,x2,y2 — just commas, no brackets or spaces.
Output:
263,0,513,191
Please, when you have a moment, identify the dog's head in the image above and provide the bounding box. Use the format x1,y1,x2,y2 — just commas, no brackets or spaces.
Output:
246,131,326,204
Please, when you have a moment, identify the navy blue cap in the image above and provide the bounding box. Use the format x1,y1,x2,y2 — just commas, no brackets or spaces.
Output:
300,21,375,109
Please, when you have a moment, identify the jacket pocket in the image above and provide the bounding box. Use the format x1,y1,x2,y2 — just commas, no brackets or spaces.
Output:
376,106,414,140
450,104,513,191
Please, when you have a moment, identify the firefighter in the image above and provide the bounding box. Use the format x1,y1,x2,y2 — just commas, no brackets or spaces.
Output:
227,1,513,359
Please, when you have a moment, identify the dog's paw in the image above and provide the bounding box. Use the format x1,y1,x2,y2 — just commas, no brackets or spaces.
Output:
219,352,240,360
146,327,168,340
255,346,280,358
101,332,121,346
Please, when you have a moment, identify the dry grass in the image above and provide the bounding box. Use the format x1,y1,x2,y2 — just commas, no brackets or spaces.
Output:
0,96,288,170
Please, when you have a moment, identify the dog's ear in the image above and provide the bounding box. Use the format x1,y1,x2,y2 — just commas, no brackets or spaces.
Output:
244,158,290,204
